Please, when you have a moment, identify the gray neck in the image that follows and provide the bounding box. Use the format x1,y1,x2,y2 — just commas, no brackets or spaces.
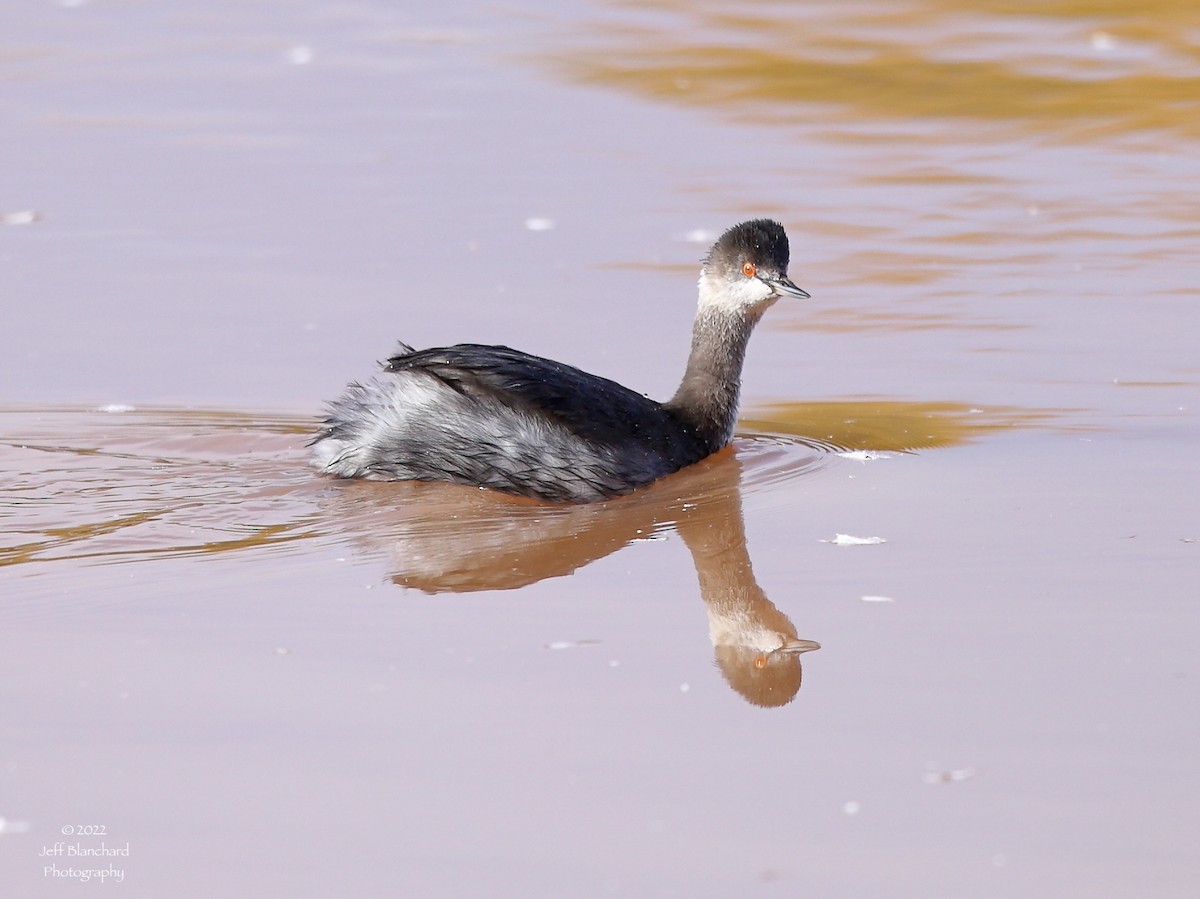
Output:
664,302,764,450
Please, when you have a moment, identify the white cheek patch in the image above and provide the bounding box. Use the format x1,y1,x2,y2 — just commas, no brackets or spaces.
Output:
705,607,787,652
696,271,775,314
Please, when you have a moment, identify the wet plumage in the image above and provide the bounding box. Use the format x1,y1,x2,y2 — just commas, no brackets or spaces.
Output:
310,219,808,502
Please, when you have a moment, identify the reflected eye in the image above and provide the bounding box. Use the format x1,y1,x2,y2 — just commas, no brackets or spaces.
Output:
741,261,757,278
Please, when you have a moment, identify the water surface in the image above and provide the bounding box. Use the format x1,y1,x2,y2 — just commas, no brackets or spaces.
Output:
2,1,1198,896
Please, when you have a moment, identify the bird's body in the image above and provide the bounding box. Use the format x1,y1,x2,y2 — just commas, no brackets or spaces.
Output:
311,219,807,503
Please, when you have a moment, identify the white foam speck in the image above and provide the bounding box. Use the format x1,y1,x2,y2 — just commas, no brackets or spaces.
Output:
824,533,886,546
0,817,31,834
97,403,136,413
861,595,895,603
524,217,555,232
923,766,978,784
837,450,891,462
543,639,600,651
286,45,314,65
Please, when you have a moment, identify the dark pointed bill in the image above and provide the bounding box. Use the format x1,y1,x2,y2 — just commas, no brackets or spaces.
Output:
765,275,810,299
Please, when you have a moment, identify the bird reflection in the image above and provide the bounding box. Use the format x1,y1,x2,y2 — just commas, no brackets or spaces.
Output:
675,489,820,707
316,443,820,707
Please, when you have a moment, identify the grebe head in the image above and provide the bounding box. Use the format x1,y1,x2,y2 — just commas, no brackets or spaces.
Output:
698,219,810,315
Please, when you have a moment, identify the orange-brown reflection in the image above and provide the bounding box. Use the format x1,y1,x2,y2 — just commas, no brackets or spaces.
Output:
2,400,1061,570
554,0,1200,139
318,446,821,708
742,399,1072,451
4,400,1065,703
0,408,318,569
675,479,821,708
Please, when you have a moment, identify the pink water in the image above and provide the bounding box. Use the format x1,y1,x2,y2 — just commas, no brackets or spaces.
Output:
2,2,1198,896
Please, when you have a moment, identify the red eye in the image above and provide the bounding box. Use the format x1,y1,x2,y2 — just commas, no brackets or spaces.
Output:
741,261,757,278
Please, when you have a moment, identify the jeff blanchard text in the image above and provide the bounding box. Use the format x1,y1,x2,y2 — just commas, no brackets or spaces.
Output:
40,841,131,857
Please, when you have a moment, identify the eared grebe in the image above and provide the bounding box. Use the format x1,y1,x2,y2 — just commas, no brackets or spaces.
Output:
310,219,808,502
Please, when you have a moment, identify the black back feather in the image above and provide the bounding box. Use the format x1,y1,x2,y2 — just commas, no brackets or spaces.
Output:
385,344,706,460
